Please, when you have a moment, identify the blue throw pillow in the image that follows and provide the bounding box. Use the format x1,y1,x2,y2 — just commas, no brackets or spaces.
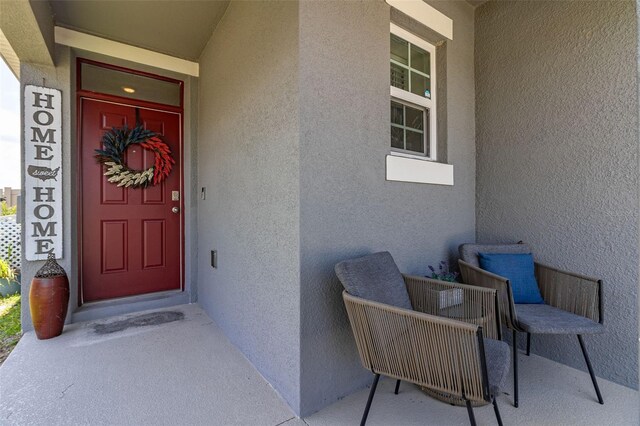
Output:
478,253,544,304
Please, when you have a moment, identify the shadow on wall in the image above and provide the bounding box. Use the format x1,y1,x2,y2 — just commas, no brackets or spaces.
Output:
445,233,479,274
300,247,376,411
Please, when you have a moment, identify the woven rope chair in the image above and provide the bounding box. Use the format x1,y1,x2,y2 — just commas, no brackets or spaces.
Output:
458,242,604,408
336,252,509,426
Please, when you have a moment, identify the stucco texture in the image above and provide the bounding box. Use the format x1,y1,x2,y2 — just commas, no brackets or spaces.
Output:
637,0,640,391
298,0,476,416
0,0,55,66
196,0,301,412
475,1,639,389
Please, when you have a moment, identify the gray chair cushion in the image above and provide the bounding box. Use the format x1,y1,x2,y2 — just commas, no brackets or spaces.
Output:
515,304,603,334
459,243,532,267
483,338,510,393
334,252,412,310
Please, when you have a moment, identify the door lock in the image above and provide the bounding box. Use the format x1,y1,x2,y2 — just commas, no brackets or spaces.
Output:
172,207,180,214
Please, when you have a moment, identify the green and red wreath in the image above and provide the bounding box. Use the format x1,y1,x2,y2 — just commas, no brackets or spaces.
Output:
94,125,175,188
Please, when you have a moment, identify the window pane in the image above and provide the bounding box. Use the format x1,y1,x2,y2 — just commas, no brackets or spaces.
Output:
410,44,430,75
405,130,424,153
389,32,435,158
410,71,430,98
425,109,431,157
405,105,423,131
391,126,404,149
81,62,181,106
390,34,408,65
391,63,408,91
391,101,404,125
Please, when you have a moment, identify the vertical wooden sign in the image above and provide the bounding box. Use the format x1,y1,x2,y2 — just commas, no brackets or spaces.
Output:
24,85,63,260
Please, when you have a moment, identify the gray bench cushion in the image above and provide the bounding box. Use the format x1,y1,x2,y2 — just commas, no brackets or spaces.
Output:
484,338,510,393
515,304,603,334
334,252,412,310
459,243,532,267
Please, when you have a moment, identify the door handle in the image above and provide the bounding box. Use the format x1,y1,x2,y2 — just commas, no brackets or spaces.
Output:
172,207,180,214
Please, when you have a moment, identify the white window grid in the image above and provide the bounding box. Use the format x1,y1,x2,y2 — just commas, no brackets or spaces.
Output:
390,23,437,161
391,99,429,155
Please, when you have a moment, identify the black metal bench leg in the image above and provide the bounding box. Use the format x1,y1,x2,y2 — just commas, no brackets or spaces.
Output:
394,379,401,395
492,396,503,426
512,330,519,407
526,332,531,356
360,374,380,426
464,398,477,426
578,335,604,404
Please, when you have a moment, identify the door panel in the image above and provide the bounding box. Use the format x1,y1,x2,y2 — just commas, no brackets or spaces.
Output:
81,98,182,302
101,220,127,273
142,219,165,269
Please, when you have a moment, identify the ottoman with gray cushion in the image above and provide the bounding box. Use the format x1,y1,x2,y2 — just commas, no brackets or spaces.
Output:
458,243,604,408
336,251,510,426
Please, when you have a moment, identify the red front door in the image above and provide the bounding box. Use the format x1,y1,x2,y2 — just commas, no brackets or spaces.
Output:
80,98,182,302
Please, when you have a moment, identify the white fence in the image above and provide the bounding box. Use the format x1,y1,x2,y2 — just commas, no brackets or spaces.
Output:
0,215,21,270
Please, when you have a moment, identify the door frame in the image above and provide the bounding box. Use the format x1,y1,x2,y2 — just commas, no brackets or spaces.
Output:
76,58,185,306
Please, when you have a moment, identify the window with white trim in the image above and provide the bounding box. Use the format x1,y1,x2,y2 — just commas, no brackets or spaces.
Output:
390,23,436,160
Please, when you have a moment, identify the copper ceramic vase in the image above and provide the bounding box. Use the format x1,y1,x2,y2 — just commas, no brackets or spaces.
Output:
29,253,69,340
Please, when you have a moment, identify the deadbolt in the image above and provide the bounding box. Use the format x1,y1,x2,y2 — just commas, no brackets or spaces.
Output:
172,207,180,214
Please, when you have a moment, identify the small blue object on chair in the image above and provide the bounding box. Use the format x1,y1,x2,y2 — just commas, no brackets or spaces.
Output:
478,253,544,304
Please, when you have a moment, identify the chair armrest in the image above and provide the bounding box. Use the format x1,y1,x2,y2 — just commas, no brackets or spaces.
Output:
403,274,501,340
535,262,602,324
343,291,489,403
458,260,519,331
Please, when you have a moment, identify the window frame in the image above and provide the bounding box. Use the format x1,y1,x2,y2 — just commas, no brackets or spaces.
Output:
389,23,437,161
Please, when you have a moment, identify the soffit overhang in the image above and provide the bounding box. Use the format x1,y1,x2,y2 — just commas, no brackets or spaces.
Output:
49,0,230,62
0,0,55,69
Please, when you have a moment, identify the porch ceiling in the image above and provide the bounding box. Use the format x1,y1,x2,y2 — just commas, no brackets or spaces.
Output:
49,0,230,61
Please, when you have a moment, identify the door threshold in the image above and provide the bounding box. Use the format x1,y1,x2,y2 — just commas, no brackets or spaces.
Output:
72,290,190,324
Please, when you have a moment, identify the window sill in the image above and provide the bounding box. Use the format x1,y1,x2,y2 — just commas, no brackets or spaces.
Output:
386,154,453,186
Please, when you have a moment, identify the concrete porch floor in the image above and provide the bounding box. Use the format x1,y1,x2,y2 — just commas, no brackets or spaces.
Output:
1,304,638,425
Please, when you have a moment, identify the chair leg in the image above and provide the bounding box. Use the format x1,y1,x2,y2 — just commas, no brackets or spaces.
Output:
464,398,477,426
492,396,504,426
360,374,380,426
512,330,519,407
526,332,531,356
394,379,401,395
578,335,604,404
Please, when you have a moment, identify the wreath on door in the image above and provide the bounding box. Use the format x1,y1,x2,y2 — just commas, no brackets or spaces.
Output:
94,125,175,188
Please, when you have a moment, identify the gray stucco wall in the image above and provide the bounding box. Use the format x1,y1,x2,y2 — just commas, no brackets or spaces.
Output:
475,1,639,389
196,0,301,412
298,0,476,416
637,0,640,391
0,0,54,67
